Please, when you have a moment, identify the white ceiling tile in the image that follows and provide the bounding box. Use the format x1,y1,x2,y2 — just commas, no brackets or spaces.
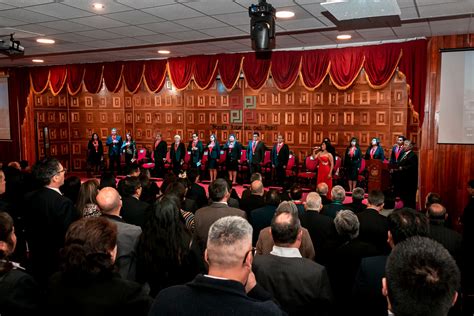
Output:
275,5,315,20
275,34,304,46
134,34,177,44
0,0,54,7
39,20,95,32
235,0,297,8
115,0,175,9
104,10,163,25
61,0,132,14
26,3,92,19
416,0,459,5
214,12,250,25
0,3,15,10
82,40,122,49
396,0,416,8
106,37,149,46
291,33,335,45
392,25,431,37
9,24,64,36
184,1,245,15
212,39,253,50
357,31,399,41
174,16,228,30
277,17,326,31
168,30,213,41
143,4,204,20
49,33,97,43
356,27,397,37
301,3,325,17
429,18,470,34
0,17,25,27
418,3,474,18
106,26,156,37
71,16,128,28
0,8,57,23
400,6,419,20
140,21,190,33
199,26,247,37
76,29,126,40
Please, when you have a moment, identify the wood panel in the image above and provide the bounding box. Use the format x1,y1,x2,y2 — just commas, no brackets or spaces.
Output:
421,34,474,228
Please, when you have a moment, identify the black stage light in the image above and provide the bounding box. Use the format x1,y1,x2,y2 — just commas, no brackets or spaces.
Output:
249,0,276,52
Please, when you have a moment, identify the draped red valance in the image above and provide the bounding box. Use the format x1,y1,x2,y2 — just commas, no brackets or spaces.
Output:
26,39,427,125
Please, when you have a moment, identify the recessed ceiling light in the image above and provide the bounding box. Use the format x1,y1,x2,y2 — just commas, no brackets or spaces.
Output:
92,3,104,10
158,50,170,54
337,34,352,40
36,38,55,44
276,11,295,18
32,59,44,63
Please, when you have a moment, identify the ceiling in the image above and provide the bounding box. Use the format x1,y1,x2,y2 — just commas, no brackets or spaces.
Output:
0,0,473,67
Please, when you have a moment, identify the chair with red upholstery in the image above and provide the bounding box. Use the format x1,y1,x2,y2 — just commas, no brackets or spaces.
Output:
285,154,297,179
238,149,249,183
217,149,227,176
357,158,367,189
200,150,209,172
332,154,343,186
261,150,272,182
298,155,318,186
137,148,155,170
183,150,191,170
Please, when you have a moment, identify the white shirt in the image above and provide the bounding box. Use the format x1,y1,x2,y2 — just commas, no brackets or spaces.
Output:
204,274,229,281
46,186,62,195
270,245,302,258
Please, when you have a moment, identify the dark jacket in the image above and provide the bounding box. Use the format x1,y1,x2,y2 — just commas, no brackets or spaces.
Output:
170,142,186,165
187,140,204,164
106,135,123,157
271,143,289,167
247,140,266,164
364,146,385,161
0,267,41,316
120,196,151,229
356,208,389,254
153,140,168,161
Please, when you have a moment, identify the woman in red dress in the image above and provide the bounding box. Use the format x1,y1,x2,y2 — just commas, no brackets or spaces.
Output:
313,140,334,198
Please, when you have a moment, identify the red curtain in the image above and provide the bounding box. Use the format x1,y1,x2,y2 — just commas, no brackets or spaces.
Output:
300,50,330,90
271,51,302,91
67,64,84,95
329,47,365,89
123,61,144,93
103,62,123,93
193,55,218,89
218,53,243,90
83,63,103,94
143,60,167,93
49,66,67,96
29,67,50,94
242,52,271,90
364,43,403,88
168,57,194,90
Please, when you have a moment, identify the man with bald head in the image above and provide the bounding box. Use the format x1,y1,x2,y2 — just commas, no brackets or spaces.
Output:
97,187,142,281
317,182,332,205
240,180,265,218
427,203,462,263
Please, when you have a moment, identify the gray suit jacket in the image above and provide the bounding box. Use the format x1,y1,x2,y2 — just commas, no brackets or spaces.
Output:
194,202,246,249
102,214,142,281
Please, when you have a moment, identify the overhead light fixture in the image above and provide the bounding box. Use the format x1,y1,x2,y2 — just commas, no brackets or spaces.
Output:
36,38,55,44
158,50,170,54
92,3,104,10
337,34,351,40
276,11,294,18
32,59,44,63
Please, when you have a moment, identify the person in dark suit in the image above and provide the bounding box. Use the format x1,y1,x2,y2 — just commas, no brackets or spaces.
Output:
149,216,284,315
207,134,220,183
344,187,367,214
97,187,142,282
224,134,242,185
86,132,103,176
389,135,406,165
105,127,123,174
185,169,208,209
364,137,385,161
170,134,185,175
344,137,362,192
321,185,346,219
240,180,265,219
289,184,305,216
352,208,429,316
46,217,152,316
24,158,79,285
193,179,246,252
153,133,168,178
187,132,204,181
395,140,418,209
300,192,340,265
247,132,266,177
119,176,151,229
250,189,281,245
253,202,333,315
271,134,289,186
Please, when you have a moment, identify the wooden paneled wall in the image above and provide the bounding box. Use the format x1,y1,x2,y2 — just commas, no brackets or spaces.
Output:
25,70,416,173
421,34,474,225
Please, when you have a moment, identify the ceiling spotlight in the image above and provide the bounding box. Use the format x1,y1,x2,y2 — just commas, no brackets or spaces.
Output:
276,11,295,18
32,59,44,63
36,38,55,44
158,50,170,54
92,3,104,10
337,34,352,40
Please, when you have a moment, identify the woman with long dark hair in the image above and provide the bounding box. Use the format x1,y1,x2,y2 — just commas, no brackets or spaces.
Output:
76,179,101,218
224,134,242,185
344,137,362,191
121,133,137,168
87,133,103,176
313,140,334,199
207,134,220,183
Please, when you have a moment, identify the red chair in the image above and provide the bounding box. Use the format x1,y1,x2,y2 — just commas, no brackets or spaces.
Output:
137,148,155,170
262,150,272,179
285,154,297,178
298,155,318,186
217,149,227,174
200,150,209,171
238,149,249,183
183,151,192,170
332,154,343,185
164,151,172,172
357,158,367,189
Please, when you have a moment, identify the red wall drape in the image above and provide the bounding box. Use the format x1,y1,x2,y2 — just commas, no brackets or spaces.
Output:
30,67,50,94
242,53,271,90
271,51,302,91
103,62,123,93
168,57,194,90
48,66,67,96
329,47,365,90
218,53,243,90
83,64,103,94
123,61,144,94
364,43,402,88
300,50,330,90
193,55,218,90
67,64,84,95
143,60,167,93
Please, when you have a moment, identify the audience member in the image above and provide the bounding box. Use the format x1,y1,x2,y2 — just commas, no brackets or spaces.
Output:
76,179,101,218
99,172,116,190
224,178,240,208
383,236,460,316
321,185,346,218
97,187,142,282
425,192,442,209
46,217,152,316
240,180,265,218
59,175,81,205
185,169,208,208
253,204,333,315
241,172,263,200
138,169,160,205
119,176,151,228
380,190,396,217
149,216,284,315
344,187,367,214
250,188,281,245
164,181,196,232
316,182,332,205
289,184,305,215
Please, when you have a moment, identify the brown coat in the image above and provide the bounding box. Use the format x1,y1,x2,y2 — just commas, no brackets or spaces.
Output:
255,227,315,260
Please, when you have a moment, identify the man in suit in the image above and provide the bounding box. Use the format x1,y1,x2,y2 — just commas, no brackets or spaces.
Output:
344,187,367,214
185,168,208,208
153,132,168,178
170,134,185,175
194,178,246,252
187,132,204,181
389,135,406,165
240,180,265,219
149,216,284,315
383,237,460,316
271,134,289,186
250,188,281,245
247,132,266,177
24,158,79,285
253,201,333,315
119,176,151,229
396,139,418,209
300,192,339,265
352,208,429,316
97,187,142,281
289,184,305,216
321,185,346,219
105,127,123,174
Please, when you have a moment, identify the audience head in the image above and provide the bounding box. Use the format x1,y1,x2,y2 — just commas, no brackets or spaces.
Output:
289,184,303,201
427,203,447,222
305,192,322,212
271,201,302,247
164,181,187,207
352,187,365,201
187,169,198,184
265,188,281,206
60,176,81,203
383,190,396,209
367,190,385,209
316,182,329,196
387,208,429,248
331,185,346,203
0,169,5,195
19,160,29,171
99,172,116,190
250,172,263,183
33,157,66,187
160,173,177,194
60,217,117,280
7,161,20,170
425,192,442,209
126,163,140,177
250,180,264,196
0,212,16,260
120,176,142,197
96,187,122,216
334,210,359,240
76,179,100,214
383,236,460,316
209,178,230,202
